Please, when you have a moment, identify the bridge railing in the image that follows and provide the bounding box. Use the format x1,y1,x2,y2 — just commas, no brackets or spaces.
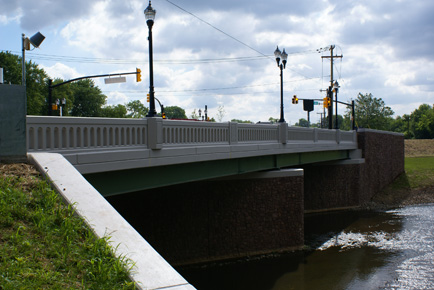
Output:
27,116,147,152
26,116,356,152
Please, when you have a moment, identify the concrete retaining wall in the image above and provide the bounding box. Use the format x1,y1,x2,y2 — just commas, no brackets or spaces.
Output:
107,169,304,265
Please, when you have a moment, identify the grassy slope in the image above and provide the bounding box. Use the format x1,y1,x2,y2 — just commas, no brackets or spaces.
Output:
0,164,136,289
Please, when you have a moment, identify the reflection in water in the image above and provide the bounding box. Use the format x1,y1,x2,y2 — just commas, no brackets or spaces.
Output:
178,204,434,290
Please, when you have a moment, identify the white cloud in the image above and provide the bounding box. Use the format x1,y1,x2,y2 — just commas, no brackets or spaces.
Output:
40,63,81,80
2,0,434,124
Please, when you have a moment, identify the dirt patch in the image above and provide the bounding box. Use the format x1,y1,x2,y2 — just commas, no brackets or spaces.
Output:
0,163,41,192
405,139,434,157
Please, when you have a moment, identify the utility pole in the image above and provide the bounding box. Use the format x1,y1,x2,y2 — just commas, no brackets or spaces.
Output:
321,45,342,129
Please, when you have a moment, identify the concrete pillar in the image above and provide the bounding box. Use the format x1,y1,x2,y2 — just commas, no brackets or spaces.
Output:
147,117,163,150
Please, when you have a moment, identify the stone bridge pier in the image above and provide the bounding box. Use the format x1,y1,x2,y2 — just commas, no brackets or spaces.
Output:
107,130,404,266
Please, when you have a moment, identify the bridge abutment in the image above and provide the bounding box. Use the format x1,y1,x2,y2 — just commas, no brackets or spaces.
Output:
304,129,405,212
107,169,304,265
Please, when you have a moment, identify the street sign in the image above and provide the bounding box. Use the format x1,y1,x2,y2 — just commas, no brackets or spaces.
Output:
314,101,320,105
104,76,126,84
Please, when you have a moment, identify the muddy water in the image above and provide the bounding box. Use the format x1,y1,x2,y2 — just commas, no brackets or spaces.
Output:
178,204,434,290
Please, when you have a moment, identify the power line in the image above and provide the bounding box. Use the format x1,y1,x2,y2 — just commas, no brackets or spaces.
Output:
164,0,270,59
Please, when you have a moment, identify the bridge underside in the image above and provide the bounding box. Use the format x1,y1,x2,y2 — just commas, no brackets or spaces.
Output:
85,150,350,196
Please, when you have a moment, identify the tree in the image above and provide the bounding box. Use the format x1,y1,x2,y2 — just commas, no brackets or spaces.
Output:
295,118,309,127
164,106,187,119
268,117,279,123
101,104,127,118
231,119,252,123
70,79,107,117
50,79,74,116
190,109,199,120
216,105,225,122
126,100,148,118
351,93,394,130
410,104,434,139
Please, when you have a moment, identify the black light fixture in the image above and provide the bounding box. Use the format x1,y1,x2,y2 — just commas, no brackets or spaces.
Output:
22,32,45,86
145,1,157,117
274,46,288,123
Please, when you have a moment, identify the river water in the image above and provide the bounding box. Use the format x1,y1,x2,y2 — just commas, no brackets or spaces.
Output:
177,204,434,290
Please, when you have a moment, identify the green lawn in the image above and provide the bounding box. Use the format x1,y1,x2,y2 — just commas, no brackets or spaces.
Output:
0,166,136,289
405,156,434,189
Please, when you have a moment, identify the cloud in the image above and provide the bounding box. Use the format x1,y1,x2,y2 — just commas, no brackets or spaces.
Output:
2,0,433,123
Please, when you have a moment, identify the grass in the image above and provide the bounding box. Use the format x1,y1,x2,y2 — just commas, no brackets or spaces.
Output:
405,156,434,189
0,164,136,289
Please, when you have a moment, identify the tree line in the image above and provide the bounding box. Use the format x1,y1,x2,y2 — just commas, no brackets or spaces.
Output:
0,51,187,119
2,51,433,138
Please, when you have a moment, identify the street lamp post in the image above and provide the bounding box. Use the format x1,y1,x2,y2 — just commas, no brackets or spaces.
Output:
333,81,340,129
145,1,157,117
274,46,288,123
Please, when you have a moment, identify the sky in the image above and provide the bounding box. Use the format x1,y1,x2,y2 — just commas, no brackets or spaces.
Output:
1,0,433,124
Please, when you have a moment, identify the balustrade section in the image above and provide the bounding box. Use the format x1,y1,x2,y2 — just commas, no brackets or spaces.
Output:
238,123,278,143
162,120,229,145
27,116,147,151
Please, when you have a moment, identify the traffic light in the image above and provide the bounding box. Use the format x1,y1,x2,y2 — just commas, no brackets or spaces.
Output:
162,112,166,119
323,97,331,108
136,68,141,82
292,95,298,104
146,93,150,102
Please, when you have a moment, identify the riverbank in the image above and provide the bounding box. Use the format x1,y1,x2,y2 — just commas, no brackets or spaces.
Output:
0,163,136,289
367,139,434,209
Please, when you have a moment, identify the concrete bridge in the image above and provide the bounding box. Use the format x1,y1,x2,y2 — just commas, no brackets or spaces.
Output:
25,116,404,266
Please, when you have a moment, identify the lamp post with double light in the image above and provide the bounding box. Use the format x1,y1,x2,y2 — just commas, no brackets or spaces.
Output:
145,1,157,117
274,46,288,123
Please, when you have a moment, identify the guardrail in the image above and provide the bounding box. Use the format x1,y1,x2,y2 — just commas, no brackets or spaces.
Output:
26,116,356,152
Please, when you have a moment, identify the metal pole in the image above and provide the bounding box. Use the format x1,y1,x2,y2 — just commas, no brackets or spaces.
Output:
48,79,53,116
279,65,285,123
146,20,157,117
22,34,26,86
328,87,333,129
352,100,355,130
307,111,310,128
335,89,338,129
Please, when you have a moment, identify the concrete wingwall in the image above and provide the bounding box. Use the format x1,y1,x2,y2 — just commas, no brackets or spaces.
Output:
304,129,405,211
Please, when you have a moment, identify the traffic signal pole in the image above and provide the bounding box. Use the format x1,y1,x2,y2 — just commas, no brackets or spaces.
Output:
47,70,140,115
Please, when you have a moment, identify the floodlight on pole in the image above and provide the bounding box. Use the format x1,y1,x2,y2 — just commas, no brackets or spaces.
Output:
22,32,45,86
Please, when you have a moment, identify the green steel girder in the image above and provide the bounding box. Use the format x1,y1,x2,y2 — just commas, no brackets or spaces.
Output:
85,150,349,196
